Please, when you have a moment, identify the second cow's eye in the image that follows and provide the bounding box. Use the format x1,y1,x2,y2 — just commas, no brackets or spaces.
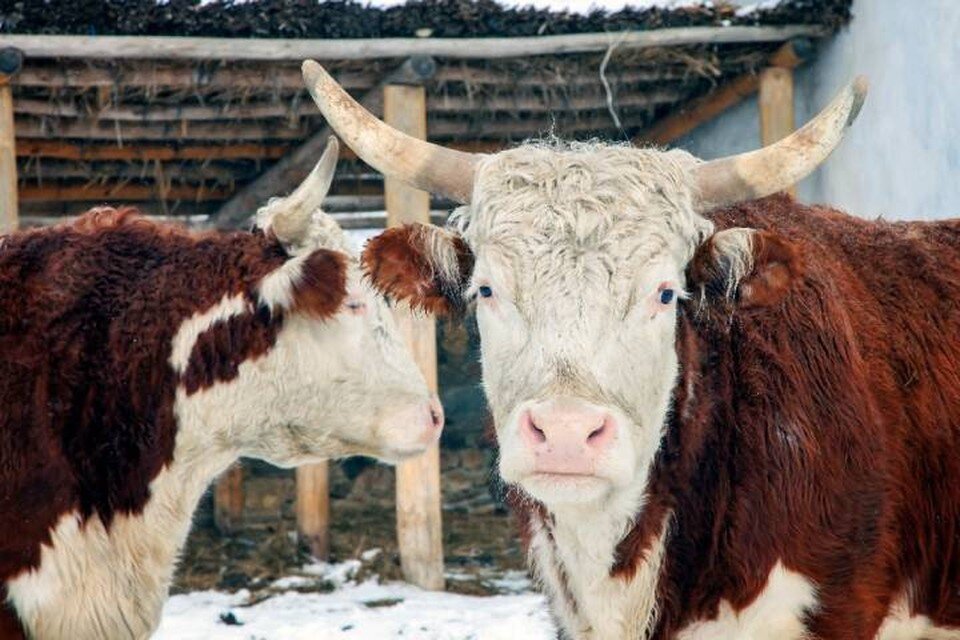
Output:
659,289,675,305
346,300,367,315
478,285,494,299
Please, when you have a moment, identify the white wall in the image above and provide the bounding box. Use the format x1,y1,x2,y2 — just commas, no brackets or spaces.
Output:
677,0,960,220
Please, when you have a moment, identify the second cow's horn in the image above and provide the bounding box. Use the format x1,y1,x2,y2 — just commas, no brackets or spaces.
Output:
270,136,340,244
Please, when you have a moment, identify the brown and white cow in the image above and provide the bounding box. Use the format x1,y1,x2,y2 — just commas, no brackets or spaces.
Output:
304,60,960,639
0,138,442,639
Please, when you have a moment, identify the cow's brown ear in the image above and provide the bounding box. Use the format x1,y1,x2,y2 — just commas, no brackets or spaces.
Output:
362,223,474,316
688,228,801,309
259,248,349,319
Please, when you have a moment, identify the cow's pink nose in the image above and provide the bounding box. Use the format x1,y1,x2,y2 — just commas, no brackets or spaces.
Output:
519,399,616,475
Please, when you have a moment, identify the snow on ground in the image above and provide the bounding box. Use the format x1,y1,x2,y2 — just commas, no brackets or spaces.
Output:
156,559,556,640
199,0,781,16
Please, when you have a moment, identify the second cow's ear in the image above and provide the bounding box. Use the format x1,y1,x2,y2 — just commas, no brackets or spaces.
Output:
258,248,349,319
688,227,802,309
362,223,475,315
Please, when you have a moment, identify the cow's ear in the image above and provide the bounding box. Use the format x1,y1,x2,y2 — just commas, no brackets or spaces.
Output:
258,248,349,319
688,228,801,309
362,223,475,316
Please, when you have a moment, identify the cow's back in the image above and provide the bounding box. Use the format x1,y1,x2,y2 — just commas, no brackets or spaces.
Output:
0,209,285,586
710,195,960,629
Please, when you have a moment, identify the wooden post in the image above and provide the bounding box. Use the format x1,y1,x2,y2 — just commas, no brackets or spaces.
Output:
637,39,810,147
384,82,445,591
295,461,330,559
758,65,796,196
214,463,245,534
0,48,23,234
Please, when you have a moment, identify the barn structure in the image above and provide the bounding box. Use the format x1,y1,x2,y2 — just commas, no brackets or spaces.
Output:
0,0,853,591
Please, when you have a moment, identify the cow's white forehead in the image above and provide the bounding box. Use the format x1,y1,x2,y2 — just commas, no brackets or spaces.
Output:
452,142,714,272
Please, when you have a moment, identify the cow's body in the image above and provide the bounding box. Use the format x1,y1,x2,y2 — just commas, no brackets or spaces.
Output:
510,195,960,639
303,63,958,639
0,210,293,638
0,186,438,637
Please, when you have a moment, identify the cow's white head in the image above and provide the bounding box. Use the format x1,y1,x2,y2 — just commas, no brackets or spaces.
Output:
300,61,865,508
180,138,441,468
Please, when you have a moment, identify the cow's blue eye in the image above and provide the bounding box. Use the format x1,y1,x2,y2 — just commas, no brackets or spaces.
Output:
660,289,675,304
478,285,493,299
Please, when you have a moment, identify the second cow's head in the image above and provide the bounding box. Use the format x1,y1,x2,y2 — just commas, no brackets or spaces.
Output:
303,61,865,508
221,137,442,464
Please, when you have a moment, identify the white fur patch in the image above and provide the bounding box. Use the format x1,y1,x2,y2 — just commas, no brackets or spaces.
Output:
168,293,249,374
531,499,671,640
675,562,817,640
418,225,463,288
257,254,307,313
5,430,234,640
876,594,960,640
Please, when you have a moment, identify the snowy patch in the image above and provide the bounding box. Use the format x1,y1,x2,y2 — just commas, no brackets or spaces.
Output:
160,559,554,639
157,581,554,639
301,559,363,586
444,568,534,595
361,548,384,562
269,575,318,591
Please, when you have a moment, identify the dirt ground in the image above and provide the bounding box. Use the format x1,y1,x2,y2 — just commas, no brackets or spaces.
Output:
173,449,527,597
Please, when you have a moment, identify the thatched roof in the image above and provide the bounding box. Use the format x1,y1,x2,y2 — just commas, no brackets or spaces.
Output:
0,0,853,227
1,0,852,38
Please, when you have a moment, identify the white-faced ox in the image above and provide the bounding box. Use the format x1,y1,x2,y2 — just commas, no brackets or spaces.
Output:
0,139,441,639
306,58,960,640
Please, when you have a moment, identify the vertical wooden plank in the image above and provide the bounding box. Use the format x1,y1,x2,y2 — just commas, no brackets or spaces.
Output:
384,82,445,591
758,66,796,196
0,76,17,234
296,461,330,559
214,463,245,534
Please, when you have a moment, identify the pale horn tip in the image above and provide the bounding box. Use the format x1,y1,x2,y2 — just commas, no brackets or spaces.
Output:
301,59,323,81
324,135,339,154
847,75,869,127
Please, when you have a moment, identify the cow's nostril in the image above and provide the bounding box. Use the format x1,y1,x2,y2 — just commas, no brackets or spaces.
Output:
430,409,441,428
587,424,606,442
531,424,547,443
523,412,548,444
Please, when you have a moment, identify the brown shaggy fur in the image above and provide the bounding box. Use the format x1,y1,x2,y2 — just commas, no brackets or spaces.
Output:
0,208,347,637
633,194,960,637
367,194,960,637
362,223,474,315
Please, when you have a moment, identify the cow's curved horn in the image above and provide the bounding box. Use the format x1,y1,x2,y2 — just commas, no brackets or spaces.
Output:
269,136,340,244
692,76,868,212
302,60,481,204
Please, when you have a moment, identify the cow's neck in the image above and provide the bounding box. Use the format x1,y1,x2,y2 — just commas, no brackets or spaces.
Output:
6,421,236,640
528,476,671,639
524,318,710,639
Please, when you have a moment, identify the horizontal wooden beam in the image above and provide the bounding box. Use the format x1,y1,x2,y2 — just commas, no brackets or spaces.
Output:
20,182,231,202
13,98,312,122
17,160,245,183
0,26,826,61
14,89,684,126
425,108,646,138
14,65,375,89
14,87,682,122
13,62,710,90
635,39,812,145
14,139,499,161
15,117,309,141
